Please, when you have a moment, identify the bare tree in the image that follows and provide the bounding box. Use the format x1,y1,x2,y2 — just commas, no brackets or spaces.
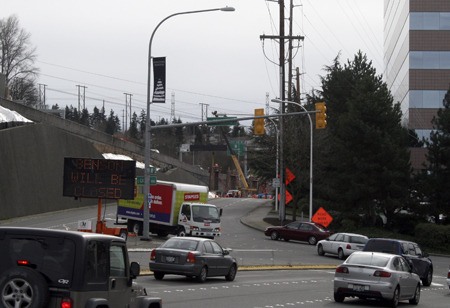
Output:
0,15,39,104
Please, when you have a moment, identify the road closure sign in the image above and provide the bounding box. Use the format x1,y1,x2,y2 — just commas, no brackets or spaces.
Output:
63,157,136,200
311,207,333,228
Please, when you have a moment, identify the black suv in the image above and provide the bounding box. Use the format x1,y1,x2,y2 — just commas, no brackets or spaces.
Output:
363,238,433,286
0,227,162,308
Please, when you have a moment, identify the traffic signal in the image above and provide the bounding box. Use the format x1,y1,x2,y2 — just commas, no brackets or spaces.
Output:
254,108,265,135
315,102,327,129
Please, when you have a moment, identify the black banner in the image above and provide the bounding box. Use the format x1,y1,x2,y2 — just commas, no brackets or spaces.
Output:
152,57,166,103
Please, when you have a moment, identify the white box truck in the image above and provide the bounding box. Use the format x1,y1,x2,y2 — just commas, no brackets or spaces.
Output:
117,181,222,238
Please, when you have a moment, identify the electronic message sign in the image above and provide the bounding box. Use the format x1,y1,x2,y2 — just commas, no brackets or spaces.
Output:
63,157,136,199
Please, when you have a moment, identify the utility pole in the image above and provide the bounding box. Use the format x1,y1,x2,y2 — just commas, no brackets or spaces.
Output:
199,103,209,121
76,85,87,111
288,0,294,102
38,84,47,109
260,0,304,223
171,92,175,121
199,103,209,144
124,93,133,132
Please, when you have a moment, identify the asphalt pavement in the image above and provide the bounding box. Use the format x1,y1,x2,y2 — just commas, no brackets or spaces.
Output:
129,202,337,273
126,201,273,250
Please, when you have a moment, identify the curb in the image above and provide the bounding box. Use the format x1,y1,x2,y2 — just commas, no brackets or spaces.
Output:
140,264,338,276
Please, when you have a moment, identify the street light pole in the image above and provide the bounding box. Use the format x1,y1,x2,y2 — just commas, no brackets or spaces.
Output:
272,98,314,222
266,118,279,211
142,7,235,241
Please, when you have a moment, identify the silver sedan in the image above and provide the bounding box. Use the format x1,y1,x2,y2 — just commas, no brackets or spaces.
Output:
333,251,421,307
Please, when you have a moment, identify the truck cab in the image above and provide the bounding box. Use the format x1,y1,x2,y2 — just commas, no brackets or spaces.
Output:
178,203,222,238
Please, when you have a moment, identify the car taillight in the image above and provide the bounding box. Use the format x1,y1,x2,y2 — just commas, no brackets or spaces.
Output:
336,266,349,274
374,270,391,278
447,271,450,279
186,252,196,263
150,249,156,261
61,298,72,308
17,260,29,266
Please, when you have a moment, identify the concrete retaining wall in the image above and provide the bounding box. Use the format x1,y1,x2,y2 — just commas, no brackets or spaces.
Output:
0,99,210,220
0,123,101,219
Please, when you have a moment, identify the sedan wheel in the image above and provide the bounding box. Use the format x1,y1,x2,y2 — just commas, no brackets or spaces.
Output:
317,244,325,256
409,284,420,305
337,248,345,260
225,264,237,281
390,287,399,308
196,266,207,283
308,236,317,245
270,231,279,240
421,268,433,286
333,292,345,303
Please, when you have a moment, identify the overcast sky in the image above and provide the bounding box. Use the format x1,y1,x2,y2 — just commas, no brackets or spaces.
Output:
3,0,383,129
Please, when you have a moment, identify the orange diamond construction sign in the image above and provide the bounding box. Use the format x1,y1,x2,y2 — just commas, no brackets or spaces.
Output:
311,207,333,228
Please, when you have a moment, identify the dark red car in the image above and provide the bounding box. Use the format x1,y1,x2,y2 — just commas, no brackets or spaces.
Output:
265,221,331,245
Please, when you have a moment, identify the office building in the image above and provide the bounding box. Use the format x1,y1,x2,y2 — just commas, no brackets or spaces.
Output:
384,0,450,170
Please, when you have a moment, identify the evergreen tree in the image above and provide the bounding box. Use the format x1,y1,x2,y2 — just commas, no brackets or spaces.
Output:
105,109,120,135
417,88,450,223
139,109,146,140
90,106,106,131
128,112,139,140
79,108,90,127
317,51,411,226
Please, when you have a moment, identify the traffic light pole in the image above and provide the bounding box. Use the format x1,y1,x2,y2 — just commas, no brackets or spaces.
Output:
272,98,313,222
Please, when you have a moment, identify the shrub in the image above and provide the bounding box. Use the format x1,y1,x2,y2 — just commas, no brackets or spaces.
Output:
414,223,450,253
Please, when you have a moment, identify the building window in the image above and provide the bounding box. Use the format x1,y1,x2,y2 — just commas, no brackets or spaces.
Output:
410,51,450,69
411,12,450,30
410,90,446,108
416,129,432,141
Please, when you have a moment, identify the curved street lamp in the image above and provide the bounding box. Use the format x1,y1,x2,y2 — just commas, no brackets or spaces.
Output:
142,7,235,240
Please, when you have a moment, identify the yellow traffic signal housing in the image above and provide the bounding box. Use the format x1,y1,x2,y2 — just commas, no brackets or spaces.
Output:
315,102,327,129
254,108,265,135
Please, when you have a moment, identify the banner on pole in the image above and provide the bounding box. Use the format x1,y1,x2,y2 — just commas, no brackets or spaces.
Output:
152,57,166,103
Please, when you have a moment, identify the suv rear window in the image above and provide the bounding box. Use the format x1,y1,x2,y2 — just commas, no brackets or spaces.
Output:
5,236,75,286
363,239,400,254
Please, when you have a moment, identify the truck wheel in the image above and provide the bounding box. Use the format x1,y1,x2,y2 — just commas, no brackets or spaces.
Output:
128,221,143,236
0,267,49,308
119,229,128,241
177,228,187,237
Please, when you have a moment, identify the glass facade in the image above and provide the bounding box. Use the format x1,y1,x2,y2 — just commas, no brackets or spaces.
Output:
410,12,450,30
384,0,449,143
410,51,450,69
410,90,447,108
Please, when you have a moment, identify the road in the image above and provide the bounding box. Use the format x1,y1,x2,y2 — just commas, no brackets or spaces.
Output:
1,197,449,307
137,269,450,308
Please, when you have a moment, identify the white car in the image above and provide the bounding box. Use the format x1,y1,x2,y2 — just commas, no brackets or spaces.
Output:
317,232,368,260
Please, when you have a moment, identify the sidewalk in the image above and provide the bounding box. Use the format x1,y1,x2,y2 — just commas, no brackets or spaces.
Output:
239,202,275,232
